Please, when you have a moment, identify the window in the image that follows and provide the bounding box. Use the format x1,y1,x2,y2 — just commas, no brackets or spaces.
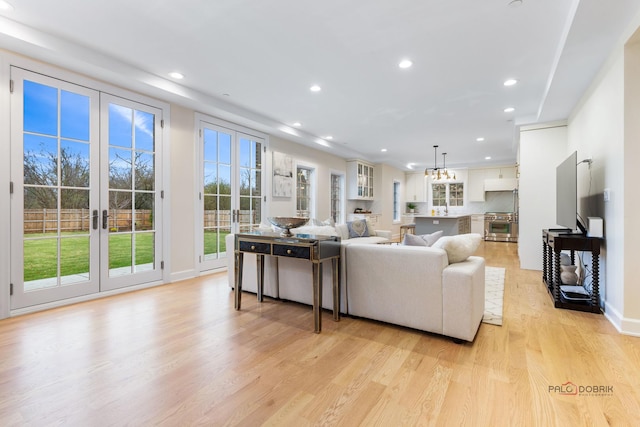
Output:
432,183,447,207
449,183,464,206
431,182,464,207
296,167,312,218
393,181,400,221
330,173,343,224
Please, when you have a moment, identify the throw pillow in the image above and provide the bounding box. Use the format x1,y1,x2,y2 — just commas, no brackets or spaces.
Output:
402,233,428,246
335,224,350,240
347,219,369,238
432,233,482,263
421,230,443,246
365,219,377,236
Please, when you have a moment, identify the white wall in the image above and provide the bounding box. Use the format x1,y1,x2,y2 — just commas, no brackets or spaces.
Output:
555,24,640,335
169,104,197,281
567,50,623,319
375,163,406,237
518,123,568,271
268,136,347,221
623,32,640,325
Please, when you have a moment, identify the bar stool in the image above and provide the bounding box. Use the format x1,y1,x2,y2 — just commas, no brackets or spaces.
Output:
400,223,416,242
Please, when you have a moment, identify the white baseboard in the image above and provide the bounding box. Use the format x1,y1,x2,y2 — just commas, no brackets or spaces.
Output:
604,301,640,337
10,279,165,318
169,269,198,283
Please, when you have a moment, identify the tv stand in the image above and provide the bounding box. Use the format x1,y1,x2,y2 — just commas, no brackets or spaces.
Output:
542,229,601,313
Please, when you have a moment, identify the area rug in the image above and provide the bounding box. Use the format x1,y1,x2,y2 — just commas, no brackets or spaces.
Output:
483,266,506,326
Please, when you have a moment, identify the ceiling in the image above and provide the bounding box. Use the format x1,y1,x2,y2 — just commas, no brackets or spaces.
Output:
2,0,640,170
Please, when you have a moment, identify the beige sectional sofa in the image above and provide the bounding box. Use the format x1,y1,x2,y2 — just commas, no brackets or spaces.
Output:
346,243,485,342
226,224,485,342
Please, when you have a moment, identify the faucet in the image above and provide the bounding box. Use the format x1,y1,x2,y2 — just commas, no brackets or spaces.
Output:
444,203,449,216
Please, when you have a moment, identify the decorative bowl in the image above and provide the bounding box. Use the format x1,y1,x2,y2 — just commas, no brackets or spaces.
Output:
267,217,309,237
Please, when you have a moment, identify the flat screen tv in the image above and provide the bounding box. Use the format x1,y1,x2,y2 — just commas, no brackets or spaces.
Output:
556,151,586,234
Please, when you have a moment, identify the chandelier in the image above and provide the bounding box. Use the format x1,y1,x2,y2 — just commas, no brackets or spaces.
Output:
424,145,456,181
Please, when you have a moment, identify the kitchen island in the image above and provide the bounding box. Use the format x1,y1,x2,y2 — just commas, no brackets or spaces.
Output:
413,214,471,236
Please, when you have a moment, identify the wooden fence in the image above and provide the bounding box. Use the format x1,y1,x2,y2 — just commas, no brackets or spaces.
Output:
24,209,153,233
24,209,259,233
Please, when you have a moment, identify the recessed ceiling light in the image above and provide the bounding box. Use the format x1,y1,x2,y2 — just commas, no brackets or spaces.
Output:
504,79,518,86
310,85,322,92
398,60,413,69
504,107,515,113
0,1,14,11
485,156,492,160
381,148,388,152
293,122,302,127
324,136,333,140
476,137,485,142
169,72,184,79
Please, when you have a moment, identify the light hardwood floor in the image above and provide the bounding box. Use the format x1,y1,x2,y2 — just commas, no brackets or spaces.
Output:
1,242,639,426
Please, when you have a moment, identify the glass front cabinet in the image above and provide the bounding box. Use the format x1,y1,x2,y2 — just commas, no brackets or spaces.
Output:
347,160,374,200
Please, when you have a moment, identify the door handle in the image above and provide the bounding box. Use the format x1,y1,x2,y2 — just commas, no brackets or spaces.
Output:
102,210,108,230
92,210,98,230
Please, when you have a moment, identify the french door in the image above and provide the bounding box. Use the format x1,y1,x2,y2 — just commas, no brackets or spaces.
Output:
100,94,163,291
198,117,265,272
10,68,164,309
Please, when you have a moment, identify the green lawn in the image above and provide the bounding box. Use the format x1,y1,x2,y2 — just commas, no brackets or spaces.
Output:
23,232,155,282
23,230,230,282
204,229,229,255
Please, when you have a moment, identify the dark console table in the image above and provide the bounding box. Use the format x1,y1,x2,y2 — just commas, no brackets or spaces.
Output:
542,229,601,313
234,231,341,333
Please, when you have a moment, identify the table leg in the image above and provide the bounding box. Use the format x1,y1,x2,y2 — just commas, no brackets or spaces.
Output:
332,258,340,322
234,251,244,310
313,262,322,333
553,251,561,303
257,254,264,302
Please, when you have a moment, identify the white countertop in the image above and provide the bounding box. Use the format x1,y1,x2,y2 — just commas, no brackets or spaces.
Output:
413,214,471,219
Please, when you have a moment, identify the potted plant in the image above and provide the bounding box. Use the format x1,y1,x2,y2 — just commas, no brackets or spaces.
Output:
406,202,417,213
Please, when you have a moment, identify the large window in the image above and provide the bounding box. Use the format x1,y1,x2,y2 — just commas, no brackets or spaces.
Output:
432,182,464,207
330,173,343,224
296,167,312,218
393,181,400,221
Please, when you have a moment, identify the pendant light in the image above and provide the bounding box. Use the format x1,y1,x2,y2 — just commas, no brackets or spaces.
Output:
424,145,439,177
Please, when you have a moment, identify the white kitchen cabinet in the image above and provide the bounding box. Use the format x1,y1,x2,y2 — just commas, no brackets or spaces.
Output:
484,166,517,180
347,160,375,200
467,166,518,201
468,169,486,202
471,214,485,235
405,172,426,202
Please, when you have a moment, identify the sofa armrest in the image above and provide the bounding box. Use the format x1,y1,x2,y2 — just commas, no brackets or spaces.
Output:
375,229,392,239
441,256,485,342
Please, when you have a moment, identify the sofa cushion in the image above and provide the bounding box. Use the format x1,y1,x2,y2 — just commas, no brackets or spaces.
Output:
347,219,369,238
432,233,482,264
402,230,443,247
402,233,428,246
291,225,338,236
341,236,389,245
336,224,350,240
365,219,377,236
309,217,335,227
422,230,444,246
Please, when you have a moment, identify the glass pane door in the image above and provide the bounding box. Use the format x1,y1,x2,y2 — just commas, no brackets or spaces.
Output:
238,134,262,232
202,125,232,269
100,94,163,291
198,119,265,272
10,68,100,309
